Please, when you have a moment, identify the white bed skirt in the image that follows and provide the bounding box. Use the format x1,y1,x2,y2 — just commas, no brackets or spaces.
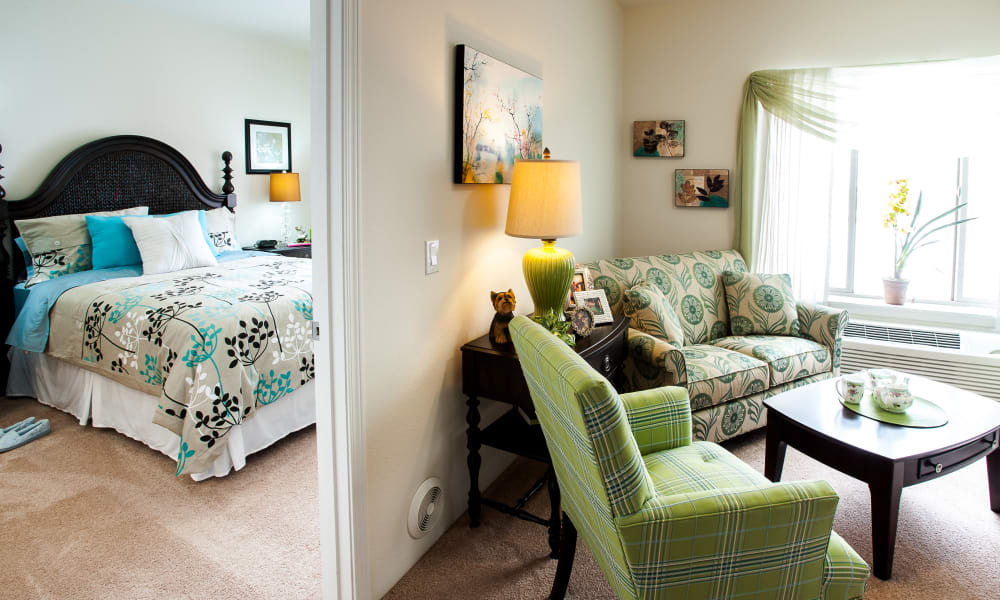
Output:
6,349,316,481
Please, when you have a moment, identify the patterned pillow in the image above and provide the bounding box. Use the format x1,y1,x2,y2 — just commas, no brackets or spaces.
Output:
203,207,240,254
723,271,800,336
16,206,149,287
622,282,684,347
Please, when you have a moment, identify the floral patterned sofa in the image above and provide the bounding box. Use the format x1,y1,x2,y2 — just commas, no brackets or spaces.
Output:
582,250,847,443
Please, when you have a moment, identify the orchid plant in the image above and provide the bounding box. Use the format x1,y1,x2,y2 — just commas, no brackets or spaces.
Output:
883,179,976,280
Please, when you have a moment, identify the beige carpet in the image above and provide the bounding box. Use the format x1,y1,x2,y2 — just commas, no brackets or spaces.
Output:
0,396,321,600
387,429,1000,599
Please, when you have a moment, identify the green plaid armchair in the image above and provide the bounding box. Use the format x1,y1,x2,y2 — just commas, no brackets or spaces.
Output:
509,316,868,600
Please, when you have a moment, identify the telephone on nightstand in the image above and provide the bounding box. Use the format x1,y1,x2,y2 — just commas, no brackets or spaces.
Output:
255,240,279,250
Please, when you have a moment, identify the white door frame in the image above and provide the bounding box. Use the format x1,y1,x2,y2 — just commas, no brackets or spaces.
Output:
311,0,369,598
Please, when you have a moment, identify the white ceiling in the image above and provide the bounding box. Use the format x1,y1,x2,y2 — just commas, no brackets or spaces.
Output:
139,0,309,47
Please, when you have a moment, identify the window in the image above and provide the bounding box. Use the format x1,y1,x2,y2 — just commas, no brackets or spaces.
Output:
827,148,999,306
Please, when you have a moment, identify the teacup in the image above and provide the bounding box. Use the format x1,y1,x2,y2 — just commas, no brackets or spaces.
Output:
836,374,866,405
867,368,896,388
875,382,914,413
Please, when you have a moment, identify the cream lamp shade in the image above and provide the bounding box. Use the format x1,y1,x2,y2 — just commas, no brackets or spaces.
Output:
269,172,301,203
505,159,582,240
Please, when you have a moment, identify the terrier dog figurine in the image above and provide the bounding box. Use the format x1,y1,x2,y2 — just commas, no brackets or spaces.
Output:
489,289,517,346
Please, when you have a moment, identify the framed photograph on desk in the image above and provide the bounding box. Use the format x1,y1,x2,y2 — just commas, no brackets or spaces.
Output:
572,289,612,324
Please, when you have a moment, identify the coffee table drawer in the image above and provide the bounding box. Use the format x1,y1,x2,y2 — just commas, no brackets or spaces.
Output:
919,431,999,478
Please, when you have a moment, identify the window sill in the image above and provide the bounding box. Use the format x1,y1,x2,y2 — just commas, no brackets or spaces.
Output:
826,294,998,331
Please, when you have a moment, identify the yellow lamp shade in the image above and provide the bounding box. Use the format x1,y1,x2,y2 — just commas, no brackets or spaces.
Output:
505,159,582,240
269,172,301,203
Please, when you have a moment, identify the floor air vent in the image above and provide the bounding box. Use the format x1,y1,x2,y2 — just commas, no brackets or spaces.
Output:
844,323,961,350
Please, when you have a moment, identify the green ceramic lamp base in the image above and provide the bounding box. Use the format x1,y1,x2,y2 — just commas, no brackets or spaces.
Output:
523,239,575,320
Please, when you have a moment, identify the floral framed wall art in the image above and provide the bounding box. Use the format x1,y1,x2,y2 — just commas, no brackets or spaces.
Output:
454,44,543,184
245,119,292,174
633,120,685,157
675,168,729,208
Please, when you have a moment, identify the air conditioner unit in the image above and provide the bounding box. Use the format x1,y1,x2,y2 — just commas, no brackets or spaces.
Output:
841,319,1000,400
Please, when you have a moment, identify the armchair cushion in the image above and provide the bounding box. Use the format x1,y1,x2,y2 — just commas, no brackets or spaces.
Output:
797,302,849,373
682,345,769,412
643,441,768,497
712,335,832,386
621,385,691,455
723,271,801,337
623,282,685,347
617,479,840,599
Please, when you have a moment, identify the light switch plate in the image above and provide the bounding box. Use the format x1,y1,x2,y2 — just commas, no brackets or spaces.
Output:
425,240,439,274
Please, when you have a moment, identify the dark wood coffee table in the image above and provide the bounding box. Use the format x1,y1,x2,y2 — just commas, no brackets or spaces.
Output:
763,372,1000,580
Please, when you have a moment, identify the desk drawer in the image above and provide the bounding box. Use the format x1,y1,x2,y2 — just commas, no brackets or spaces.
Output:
582,330,627,379
918,431,998,479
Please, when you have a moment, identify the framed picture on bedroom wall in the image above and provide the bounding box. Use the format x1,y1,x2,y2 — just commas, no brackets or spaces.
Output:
454,44,543,184
245,119,292,174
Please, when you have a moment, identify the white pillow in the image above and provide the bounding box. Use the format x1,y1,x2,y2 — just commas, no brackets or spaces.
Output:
203,207,239,254
123,211,218,275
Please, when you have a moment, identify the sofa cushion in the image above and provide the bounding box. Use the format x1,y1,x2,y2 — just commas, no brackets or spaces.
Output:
723,271,801,336
584,250,748,345
681,345,769,411
643,441,769,497
712,335,832,387
623,282,684,347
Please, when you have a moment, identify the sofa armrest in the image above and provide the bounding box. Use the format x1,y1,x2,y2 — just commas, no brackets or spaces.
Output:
620,386,692,455
617,480,844,597
796,302,849,373
627,329,687,388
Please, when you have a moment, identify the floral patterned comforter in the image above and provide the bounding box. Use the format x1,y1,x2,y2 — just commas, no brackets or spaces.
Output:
45,256,313,475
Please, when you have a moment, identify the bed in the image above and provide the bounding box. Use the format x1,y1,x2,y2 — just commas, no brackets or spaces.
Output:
0,135,315,480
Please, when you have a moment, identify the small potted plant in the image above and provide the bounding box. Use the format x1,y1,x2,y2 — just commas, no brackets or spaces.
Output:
882,179,976,305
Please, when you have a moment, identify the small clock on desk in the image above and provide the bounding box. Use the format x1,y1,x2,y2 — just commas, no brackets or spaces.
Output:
243,243,312,259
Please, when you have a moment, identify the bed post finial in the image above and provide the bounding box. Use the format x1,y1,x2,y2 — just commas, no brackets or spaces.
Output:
0,143,6,201
221,151,234,196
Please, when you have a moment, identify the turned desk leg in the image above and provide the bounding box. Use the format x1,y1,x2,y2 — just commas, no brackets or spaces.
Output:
466,395,482,528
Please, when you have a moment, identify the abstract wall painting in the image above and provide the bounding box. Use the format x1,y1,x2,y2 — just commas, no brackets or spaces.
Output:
454,44,543,184
675,169,729,208
633,120,684,157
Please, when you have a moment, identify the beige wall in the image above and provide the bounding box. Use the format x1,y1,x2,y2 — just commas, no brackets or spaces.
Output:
360,0,623,594
621,0,1000,258
1,0,310,245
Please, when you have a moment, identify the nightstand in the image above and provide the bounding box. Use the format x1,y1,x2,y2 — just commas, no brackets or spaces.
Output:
243,244,312,258
460,315,629,558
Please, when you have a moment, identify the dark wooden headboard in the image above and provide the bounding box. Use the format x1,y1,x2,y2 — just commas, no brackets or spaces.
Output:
0,135,236,281
0,135,237,388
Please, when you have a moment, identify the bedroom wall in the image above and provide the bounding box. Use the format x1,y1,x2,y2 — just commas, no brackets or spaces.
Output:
0,0,310,245
359,0,623,595
620,0,1000,258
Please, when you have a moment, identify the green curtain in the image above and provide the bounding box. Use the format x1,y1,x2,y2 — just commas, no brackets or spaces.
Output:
734,68,841,266
734,57,1000,268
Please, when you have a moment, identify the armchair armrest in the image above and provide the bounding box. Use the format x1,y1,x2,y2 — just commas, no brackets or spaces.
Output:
796,302,849,373
621,386,692,455
627,329,687,389
617,480,841,596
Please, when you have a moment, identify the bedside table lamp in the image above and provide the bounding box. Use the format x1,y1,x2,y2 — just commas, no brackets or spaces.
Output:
270,172,300,243
505,150,582,319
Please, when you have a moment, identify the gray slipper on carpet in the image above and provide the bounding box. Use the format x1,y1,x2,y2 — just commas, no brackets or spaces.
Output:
0,418,50,453
2,417,36,437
